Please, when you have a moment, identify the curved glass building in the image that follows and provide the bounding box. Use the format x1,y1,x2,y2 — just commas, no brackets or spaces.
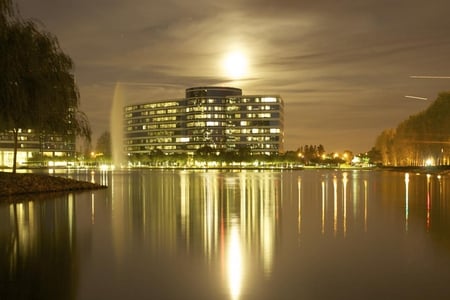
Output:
124,86,284,156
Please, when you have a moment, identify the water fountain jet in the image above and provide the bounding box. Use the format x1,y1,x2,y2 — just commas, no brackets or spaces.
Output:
110,83,125,168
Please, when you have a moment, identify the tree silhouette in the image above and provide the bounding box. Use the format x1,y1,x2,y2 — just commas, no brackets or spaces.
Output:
374,92,450,166
0,1,91,172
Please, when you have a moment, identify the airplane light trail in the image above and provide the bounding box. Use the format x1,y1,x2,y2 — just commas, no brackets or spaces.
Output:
404,95,428,101
410,76,450,79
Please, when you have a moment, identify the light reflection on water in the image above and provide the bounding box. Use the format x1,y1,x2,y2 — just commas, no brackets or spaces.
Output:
0,169,450,299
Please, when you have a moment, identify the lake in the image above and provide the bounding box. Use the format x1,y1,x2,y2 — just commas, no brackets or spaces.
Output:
1,169,450,299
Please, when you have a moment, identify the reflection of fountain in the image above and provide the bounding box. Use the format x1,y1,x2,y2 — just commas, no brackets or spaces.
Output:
110,83,125,168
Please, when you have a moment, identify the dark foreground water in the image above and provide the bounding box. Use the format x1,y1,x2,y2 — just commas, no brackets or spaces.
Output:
1,169,450,300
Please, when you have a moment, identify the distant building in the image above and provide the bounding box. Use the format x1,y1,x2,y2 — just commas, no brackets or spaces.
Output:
124,86,284,156
0,129,76,167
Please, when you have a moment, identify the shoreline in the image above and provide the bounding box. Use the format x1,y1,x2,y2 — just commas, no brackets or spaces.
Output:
0,172,107,198
376,165,450,175
1,165,448,199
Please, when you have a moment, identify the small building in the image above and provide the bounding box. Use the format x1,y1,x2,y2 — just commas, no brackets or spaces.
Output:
0,129,76,167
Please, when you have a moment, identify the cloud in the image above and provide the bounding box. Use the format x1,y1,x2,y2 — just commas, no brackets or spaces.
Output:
15,0,450,152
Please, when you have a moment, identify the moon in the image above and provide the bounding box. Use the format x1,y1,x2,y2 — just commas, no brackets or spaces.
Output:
223,51,248,79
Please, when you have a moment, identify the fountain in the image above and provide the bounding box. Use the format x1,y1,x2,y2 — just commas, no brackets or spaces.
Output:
110,83,125,168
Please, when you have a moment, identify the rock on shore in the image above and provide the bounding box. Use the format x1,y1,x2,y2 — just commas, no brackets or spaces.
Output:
0,172,106,197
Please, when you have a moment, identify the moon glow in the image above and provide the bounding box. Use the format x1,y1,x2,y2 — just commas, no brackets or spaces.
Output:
223,51,248,79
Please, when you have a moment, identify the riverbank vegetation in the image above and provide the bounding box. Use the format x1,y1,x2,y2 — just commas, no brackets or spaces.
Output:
374,92,450,166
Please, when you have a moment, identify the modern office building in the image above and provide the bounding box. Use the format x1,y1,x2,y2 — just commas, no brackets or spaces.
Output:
124,86,284,156
0,129,76,167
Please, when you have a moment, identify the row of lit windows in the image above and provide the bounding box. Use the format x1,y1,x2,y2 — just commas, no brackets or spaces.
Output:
126,141,280,151
125,103,282,123
246,136,277,142
187,128,225,135
246,105,272,111
142,123,178,129
187,113,227,120
186,98,225,105
130,104,282,114
229,112,280,119
137,108,184,116
125,102,181,113
226,97,280,104
126,113,281,126
127,118,181,125
126,97,282,113
239,120,281,126
141,101,180,109
0,133,73,143
185,121,227,127
126,145,178,151
126,139,280,148
247,113,271,118
151,116,177,122
185,106,225,112
127,122,281,133
126,112,280,122
228,128,281,134
227,104,281,111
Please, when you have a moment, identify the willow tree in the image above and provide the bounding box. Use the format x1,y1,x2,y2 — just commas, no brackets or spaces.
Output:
0,1,91,172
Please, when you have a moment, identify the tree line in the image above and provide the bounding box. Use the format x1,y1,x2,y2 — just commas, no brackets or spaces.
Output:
374,92,450,166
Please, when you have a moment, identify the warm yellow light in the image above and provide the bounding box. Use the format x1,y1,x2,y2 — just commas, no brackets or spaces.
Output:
227,226,242,300
223,51,248,79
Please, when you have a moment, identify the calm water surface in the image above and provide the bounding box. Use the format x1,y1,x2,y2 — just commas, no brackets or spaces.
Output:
1,169,450,299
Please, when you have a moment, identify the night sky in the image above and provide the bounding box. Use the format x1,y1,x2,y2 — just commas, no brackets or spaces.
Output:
16,0,450,153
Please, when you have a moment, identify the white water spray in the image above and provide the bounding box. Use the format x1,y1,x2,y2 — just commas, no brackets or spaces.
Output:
110,83,125,168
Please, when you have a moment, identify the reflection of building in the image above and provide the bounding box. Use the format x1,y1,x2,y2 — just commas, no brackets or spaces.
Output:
124,86,284,156
112,170,281,298
0,194,78,299
0,129,76,167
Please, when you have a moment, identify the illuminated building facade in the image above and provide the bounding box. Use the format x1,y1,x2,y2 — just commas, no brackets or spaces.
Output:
124,86,284,155
0,129,76,167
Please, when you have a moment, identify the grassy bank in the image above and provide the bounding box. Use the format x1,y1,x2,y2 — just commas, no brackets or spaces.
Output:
0,172,107,198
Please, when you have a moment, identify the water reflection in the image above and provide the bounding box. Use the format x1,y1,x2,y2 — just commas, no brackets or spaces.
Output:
1,193,78,299
301,171,369,238
405,173,410,232
1,169,450,299
87,170,282,298
227,221,242,300
400,172,449,235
